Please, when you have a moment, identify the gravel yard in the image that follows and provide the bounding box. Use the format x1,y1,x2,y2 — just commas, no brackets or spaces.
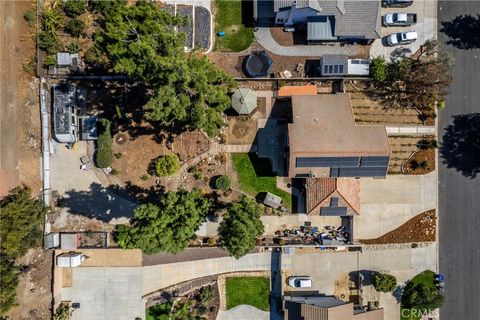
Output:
194,6,211,50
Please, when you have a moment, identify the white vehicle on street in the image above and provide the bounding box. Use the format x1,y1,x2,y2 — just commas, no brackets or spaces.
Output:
288,276,312,288
386,31,418,46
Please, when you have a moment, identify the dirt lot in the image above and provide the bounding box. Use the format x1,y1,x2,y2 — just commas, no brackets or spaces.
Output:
360,210,436,244
111,129,210,188
388,136,436,174
1,0,41,196
404,148,436,175
5,248,53,320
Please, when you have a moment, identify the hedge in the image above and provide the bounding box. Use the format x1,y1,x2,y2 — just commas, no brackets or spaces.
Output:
96,118,112,168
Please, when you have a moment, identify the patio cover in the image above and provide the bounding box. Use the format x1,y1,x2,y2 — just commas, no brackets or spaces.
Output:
232,89,257,115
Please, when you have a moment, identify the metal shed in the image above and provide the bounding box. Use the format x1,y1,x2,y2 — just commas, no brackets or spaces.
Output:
57,253,85,267
61,233,79,250
263,192,282,209
44,232,60,249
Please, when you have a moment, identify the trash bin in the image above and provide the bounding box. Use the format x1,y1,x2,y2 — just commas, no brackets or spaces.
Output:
217,31,225,37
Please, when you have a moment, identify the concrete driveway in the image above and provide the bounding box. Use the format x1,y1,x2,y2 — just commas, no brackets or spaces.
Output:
370,0,437,59
216,305,269,320
355,172,437,239
50,141,136,224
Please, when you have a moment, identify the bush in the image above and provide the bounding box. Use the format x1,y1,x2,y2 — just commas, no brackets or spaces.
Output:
39,31,62,54
370,56,387,82
66,42,79,53
402,282,444,310
54,303,70,320
199,285,215,304
213,175,231,190
95,118,112,168
206,237,217,246
155,154,180,176
140,174,150,181
65,18,85,37
189,165,203,180
373,273,397,292
24,10,36,27
62,0,87,17
43,54,57,67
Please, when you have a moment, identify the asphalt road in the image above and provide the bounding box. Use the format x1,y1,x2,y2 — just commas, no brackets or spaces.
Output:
438,2,480,320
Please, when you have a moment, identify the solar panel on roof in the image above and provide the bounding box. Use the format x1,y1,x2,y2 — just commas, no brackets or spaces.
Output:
335,166,387,177
296,157,360,168
321,207,348,216
360,156,390,167
330,197,339,207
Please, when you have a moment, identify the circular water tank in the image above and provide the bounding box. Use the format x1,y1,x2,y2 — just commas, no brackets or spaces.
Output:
243,51,273,78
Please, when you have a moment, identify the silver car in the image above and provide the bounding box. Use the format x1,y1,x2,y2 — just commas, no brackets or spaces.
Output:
288,276,312,288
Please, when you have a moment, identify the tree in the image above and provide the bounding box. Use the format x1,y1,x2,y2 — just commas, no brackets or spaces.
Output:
95,118,112,168
155,154,180,176
62,0,87,18
44,54,57,67
39,31,63,54
373,273,397,292
116,189,211,254
65,18,85,37
0,186,47,315
370,56,387,82
88,1,235,137
218,196,264,259
213,175,231,190
401,282,445,311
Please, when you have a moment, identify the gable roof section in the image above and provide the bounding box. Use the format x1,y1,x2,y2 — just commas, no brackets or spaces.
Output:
273,0,381,39
305,178,360,214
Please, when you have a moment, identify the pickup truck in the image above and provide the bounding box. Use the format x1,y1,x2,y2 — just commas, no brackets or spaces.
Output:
386,31,418,46
383,0,413,7
383,13,417,26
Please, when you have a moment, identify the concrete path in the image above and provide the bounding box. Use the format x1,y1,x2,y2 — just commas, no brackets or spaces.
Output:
216,305,269,320
385,125,436,135
355,172,437,239
254,27,358,57
142,252,288,295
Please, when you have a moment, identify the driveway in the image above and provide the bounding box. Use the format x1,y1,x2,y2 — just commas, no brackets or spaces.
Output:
370,0,437,59
438,1,480,319
50,141,136,224
355,172,437,239
217,305,269,320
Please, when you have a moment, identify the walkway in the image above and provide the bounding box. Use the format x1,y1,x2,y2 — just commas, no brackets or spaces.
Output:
217,305,269,320
254,27,359,57
385,125,436,135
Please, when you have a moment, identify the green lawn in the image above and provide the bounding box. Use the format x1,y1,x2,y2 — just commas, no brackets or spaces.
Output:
232,153,292,208
400,270,436,320
226,277,270,311
214,0,254,52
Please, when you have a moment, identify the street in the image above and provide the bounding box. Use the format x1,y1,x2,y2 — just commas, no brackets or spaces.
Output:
438,1,480,320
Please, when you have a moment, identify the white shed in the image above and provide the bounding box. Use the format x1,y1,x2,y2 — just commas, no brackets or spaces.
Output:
57,253,85,267
44,232,60,249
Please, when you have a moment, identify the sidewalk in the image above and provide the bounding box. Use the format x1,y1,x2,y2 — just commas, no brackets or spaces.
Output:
385,125,436,135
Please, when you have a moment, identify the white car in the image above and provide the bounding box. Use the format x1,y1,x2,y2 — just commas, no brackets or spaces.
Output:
288,276,312,288
386,31,418,46
383,13,417,26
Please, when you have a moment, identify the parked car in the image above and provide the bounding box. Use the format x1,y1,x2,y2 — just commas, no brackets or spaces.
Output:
383,13,417,26
386,31,418,46
288,276,312,288
383,0,413,7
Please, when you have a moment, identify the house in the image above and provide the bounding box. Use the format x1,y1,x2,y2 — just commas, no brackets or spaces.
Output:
262,0,381,43
284,295,384,320
52,84,78,143
287,94,390,179
319,55,370,77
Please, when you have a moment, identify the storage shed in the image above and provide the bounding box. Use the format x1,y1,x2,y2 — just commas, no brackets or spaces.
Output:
44,232,60,249
57,253,85,267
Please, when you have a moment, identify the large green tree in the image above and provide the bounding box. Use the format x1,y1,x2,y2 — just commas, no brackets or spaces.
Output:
401,282,445,311
0,186,48,315
218,196,264,259
116,189,211,254
88,0,234,137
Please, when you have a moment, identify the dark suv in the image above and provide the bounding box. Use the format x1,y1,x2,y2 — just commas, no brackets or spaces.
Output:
383,0,414,7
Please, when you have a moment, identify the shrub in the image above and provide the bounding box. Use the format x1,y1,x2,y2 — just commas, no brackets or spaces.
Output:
207,237,217,246
189,165,203,180
39,31,62,54
213,175,231,190
373,273,397,292
155,154,180,176
43,54,57,67
24,10,36,27
402,282,444,310
199,285,215,304
62,0,87,18
114,152,123,159
140,174,150,181
66,42,79,53
419,160,429,169
110,168,119,176
65,18,85,37
96,118,112,168
370,56,387,82
438,100,446,109
54,303,70,320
